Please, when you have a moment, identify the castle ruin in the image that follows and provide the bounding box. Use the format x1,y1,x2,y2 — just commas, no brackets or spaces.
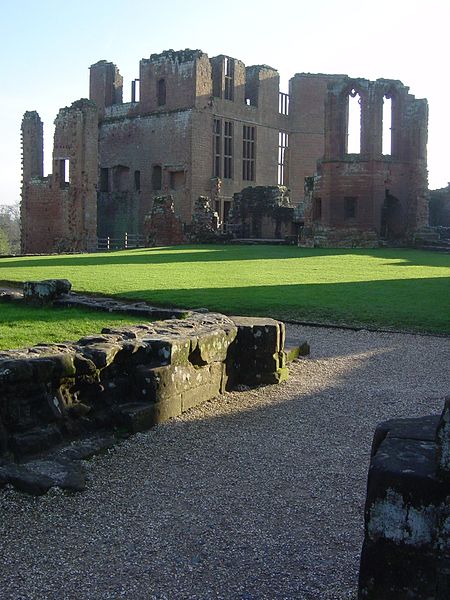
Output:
21,49,429,252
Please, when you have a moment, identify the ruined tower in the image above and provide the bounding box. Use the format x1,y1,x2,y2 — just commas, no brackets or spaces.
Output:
21,100,98,254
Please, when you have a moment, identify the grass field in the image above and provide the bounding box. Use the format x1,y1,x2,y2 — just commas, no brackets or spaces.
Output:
0,246,449,341
0,303,145,350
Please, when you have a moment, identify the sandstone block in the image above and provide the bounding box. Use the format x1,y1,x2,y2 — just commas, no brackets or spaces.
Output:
23,279,72,305
436,396,450,479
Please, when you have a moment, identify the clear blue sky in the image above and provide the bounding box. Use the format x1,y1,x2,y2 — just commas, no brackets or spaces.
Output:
1,0,448,206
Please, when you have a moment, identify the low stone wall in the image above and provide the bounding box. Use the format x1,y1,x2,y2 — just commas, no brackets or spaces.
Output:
301,226,380,248
0,310,309,495
358,398,450,599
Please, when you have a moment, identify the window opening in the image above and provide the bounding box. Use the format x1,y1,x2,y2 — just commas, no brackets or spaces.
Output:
131,79,140,103
278,131,289,185
157,78,166,106
134,170,141,191
170,171,185,190
223,121,233,179
213,119,222,177
347,89,362,154
152,165,162,190
279,92,289,115
224,58,234,101
100,168,109,192
59,159,70,188
313,198,322,221
382,96,392,155
112,165,130,192
223,200,232,223
344,196,357,219
242,125,256,181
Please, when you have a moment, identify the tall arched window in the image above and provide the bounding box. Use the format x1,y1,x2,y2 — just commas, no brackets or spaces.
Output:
347,89,362,154
157,78,166,106
382,95,392,155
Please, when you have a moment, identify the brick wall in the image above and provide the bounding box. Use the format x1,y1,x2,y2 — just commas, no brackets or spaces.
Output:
21,100,98,253
304,77,429,244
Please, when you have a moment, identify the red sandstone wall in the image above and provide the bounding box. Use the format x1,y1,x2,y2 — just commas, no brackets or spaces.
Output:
288,74,344,204
99,109,193,228
21,101,98,254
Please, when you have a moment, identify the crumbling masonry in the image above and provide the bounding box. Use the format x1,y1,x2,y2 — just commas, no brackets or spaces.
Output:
21,50,429,252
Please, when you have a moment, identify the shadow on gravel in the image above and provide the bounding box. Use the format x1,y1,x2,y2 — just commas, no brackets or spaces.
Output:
1,331,448,599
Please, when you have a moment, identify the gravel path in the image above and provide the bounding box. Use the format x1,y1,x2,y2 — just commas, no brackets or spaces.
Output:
0,325,449,600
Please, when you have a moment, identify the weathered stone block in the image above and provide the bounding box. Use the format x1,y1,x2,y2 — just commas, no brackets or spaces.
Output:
135,362,221,403
0,359,34,386
115,398,182,432
50,434,115,461
181,363,224,412
359,406,450,600
0,457,85,494
284,340,310,362
366,437,443,527
23,279,72,305
74,354,98,376
230,316,284,355
139,337,191,366
47,353,77,379
358,540,444,600
437,396,450,479
193,329,234,364
79,343,122,369
9,424,63,457
370,415,441,457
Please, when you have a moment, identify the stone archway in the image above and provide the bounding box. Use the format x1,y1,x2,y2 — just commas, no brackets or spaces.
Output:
381,190,405,240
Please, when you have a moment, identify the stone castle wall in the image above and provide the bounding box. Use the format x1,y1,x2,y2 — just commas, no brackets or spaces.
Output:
21,51,429,251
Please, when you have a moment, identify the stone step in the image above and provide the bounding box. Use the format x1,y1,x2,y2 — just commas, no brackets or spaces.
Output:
284,339,310,363
0,458,86,495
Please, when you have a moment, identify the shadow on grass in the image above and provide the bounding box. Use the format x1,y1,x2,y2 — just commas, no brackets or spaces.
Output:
0,246,449,271
109,276,450,334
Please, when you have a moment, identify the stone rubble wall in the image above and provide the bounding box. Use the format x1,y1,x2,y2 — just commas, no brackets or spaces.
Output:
0,306,307,494
358,397,450,599
143,194,185,246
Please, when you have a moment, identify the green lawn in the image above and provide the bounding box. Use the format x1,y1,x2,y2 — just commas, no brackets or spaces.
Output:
0,303,146,350
0,246,449,338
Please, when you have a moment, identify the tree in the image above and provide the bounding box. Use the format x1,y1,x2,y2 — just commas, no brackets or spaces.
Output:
0,204,20,254
0,228,9,254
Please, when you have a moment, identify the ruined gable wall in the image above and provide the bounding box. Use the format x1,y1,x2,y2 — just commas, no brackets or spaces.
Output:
21,101,98,254
305,78,429,243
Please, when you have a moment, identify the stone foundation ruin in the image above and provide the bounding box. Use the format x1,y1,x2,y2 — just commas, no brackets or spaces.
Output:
0,281,309,495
